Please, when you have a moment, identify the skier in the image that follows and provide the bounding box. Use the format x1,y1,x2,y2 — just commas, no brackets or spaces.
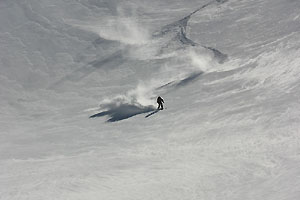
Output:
157,96,164,110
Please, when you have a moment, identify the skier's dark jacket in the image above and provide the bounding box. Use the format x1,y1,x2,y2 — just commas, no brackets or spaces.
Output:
157,96,164,104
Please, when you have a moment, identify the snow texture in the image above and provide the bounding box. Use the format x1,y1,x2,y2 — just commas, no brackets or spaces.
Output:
1,0,300,199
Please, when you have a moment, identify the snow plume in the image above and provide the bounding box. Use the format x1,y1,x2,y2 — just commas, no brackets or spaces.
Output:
158,47,217,80
68,2,150,46
100,80,158,109
91,82,157,122
82,3,150,46
127,81,158,106
187,48,215,72
93,17,150,45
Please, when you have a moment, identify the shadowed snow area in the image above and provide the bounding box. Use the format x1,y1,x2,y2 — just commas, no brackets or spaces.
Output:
1,0,300,199
89,102,155,122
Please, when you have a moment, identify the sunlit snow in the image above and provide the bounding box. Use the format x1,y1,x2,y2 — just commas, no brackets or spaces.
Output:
1,0,300,199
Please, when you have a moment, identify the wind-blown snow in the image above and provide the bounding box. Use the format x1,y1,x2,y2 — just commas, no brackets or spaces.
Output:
1,0,300,199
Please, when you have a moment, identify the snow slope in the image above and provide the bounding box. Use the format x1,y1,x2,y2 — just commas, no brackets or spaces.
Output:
1,0,300,199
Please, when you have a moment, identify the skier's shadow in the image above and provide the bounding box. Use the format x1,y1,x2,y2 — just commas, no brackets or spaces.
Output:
145,110,160,118
89,103,156,122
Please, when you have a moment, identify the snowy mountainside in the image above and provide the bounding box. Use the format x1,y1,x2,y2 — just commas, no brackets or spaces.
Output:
1,0,300,199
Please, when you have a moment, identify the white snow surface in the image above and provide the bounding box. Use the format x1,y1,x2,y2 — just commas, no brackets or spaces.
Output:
1,0,300,199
